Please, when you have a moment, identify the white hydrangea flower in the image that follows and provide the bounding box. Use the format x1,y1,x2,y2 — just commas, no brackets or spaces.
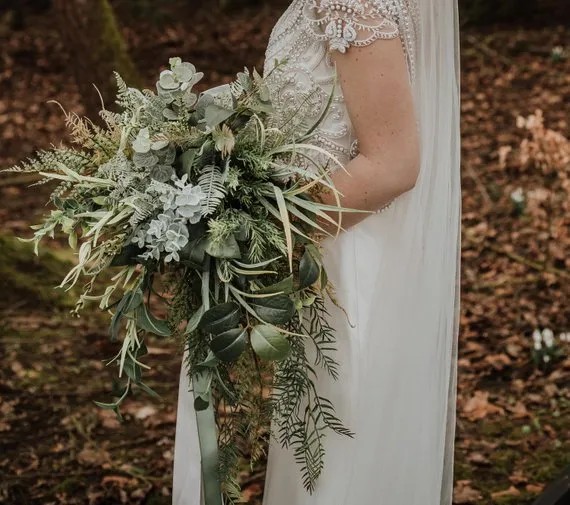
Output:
146,213,171,239
164,222,190,263
133,173,207,263
176,186,205,222
172,174,206,223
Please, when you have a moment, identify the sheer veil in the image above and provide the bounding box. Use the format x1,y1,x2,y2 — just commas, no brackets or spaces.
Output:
404,0,462,501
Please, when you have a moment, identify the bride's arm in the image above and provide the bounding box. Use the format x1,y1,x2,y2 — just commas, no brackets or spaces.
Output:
320,37,419,231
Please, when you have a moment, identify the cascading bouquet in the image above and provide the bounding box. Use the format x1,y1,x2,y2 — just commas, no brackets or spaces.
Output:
5,57,358,504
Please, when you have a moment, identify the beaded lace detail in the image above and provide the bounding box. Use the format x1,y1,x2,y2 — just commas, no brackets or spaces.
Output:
306,0,400,54
264,0,417,170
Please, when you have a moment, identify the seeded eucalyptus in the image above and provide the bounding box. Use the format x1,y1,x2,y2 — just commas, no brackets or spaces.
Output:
4,57,359,503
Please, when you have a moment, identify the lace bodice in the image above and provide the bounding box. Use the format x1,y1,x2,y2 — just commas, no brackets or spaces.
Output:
263,0,417,168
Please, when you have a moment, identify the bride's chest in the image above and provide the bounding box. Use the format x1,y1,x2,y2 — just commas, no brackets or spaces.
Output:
263,1,356,162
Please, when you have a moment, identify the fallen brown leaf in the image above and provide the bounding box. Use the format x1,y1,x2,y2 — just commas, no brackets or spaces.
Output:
491,486,521,499
454,480,482,504
462,390,506,421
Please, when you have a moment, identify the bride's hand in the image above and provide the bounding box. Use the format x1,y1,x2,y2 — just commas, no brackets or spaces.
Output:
318,36,420,232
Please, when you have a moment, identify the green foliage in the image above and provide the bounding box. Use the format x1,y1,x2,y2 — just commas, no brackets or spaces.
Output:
4,56,354,502
270,304,354,492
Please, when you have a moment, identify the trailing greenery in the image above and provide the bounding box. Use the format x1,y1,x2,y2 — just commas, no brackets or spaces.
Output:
4,57,360,504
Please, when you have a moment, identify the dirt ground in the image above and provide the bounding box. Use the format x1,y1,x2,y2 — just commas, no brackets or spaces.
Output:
0,2,569,504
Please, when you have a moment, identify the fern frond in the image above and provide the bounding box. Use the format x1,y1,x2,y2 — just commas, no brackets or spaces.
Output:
198,165,226,216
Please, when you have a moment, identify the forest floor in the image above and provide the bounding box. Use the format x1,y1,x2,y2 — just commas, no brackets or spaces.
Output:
0,2,569,504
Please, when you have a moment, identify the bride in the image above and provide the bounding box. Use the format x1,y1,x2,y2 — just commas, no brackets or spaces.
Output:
173,0,461,504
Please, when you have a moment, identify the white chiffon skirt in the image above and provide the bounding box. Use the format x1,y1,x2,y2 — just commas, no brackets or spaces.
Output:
173,191,459,505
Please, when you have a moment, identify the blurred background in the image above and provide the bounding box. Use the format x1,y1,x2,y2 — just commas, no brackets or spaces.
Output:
0,1,568,504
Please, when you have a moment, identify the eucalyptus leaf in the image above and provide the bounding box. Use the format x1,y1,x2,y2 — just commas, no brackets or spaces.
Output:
109,289,142,342
204,234,241,259
257,275,294,295
199,302,241,335
197,350,219,369
137,381,161,399
180,236,208,266
251,294,295,324
210,327,247,362
194,394,210,411
124,289,144,313
186,305,205,334
299,249,320,289
123,358,142,383
180,148,197,175
135,303,171,337
250,325,291,361
204,104,234,128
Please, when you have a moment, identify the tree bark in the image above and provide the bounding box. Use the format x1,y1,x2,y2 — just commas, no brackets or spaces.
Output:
52,0,141,119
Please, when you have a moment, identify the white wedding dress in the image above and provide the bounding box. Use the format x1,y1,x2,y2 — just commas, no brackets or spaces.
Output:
173,1,461,504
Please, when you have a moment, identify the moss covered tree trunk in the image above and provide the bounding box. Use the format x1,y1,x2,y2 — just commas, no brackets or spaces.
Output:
52,0,141,119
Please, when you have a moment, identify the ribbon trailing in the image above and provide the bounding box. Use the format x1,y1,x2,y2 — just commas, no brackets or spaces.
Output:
192,256,223,505
193,372,223,505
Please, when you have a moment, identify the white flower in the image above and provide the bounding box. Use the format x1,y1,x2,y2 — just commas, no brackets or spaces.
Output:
510,187,525,204
542,328,554,348
532,329,542,344
146,213,171,238
552,46,565,58
163,222,189,263
533,340,542,351
543,355,551,363
170,174,205,223
560,332,569,343
158,190,176,211
213,124,236,158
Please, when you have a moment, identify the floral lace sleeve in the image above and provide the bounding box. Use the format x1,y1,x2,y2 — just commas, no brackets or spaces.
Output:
305,0,403,54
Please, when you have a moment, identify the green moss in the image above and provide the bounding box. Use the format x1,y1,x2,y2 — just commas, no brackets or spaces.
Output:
53,476,82,494
525,446,570,482
0,234,75,310
459,408,570,505
493,491,534,505
488,448,518,475
454,461,473,481
96,0,141,88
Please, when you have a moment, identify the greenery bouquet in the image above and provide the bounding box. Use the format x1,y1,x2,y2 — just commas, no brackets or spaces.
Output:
5,57,357,504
